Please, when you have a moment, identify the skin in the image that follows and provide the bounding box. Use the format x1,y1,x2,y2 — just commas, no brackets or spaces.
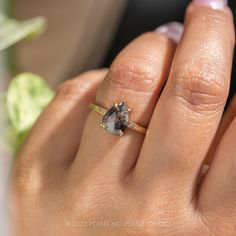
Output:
9,3,236,236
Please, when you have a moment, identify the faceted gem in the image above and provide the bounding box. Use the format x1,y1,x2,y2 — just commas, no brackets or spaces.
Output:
102,102,129,135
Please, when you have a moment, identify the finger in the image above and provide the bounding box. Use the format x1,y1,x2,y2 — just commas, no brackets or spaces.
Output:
73,27,182,180
13,70,107,191
136,2,235,195
198,112,236,219
206,94,236,164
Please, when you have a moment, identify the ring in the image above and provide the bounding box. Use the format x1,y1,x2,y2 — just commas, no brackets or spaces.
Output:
89,102,147,136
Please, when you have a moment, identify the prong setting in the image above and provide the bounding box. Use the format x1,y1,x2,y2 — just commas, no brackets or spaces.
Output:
100,123,106,128
90,102,147,135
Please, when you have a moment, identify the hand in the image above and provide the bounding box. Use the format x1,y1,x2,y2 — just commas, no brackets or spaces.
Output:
10,0,236,235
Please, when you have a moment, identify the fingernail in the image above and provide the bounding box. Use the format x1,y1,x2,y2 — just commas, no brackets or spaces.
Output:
155,22,184,44
193,0,227,10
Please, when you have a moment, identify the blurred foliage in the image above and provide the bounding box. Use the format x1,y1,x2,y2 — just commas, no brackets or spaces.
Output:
0,12,54,157
0,12,45,51
6,73,54,155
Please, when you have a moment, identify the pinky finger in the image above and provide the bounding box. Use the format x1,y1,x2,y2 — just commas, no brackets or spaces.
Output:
13,69,107,192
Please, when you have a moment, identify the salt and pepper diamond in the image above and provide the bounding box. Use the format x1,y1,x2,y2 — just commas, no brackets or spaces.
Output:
101,102,130,136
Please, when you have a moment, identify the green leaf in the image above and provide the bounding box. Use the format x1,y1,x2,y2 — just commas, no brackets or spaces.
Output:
6,73,54,133
0,12,45,51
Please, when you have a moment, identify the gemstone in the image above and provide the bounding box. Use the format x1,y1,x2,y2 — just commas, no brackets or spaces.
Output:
102,102,129,135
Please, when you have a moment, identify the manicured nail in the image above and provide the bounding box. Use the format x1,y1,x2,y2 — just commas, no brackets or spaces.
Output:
193,0,227,10
155,22,184,44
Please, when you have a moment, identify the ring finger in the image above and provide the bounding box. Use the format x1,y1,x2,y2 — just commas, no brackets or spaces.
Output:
72,24,183,179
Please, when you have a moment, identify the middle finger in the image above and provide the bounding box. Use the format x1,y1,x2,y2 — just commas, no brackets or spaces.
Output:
136,2,235,193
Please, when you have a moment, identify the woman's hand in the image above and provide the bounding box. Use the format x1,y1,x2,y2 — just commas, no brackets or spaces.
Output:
10,0,236,235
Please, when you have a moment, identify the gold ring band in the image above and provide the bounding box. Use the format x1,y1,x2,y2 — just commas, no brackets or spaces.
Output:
89,103,147,135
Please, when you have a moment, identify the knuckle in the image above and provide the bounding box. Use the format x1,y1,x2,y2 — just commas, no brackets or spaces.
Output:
190,9,235,45
56,78,90,102
108,56,160,93
171,59,228,113
192,8,230,27
202,11,229,26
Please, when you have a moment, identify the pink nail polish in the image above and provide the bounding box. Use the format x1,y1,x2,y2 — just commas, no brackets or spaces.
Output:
155,22,184,44
193,0,227,10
